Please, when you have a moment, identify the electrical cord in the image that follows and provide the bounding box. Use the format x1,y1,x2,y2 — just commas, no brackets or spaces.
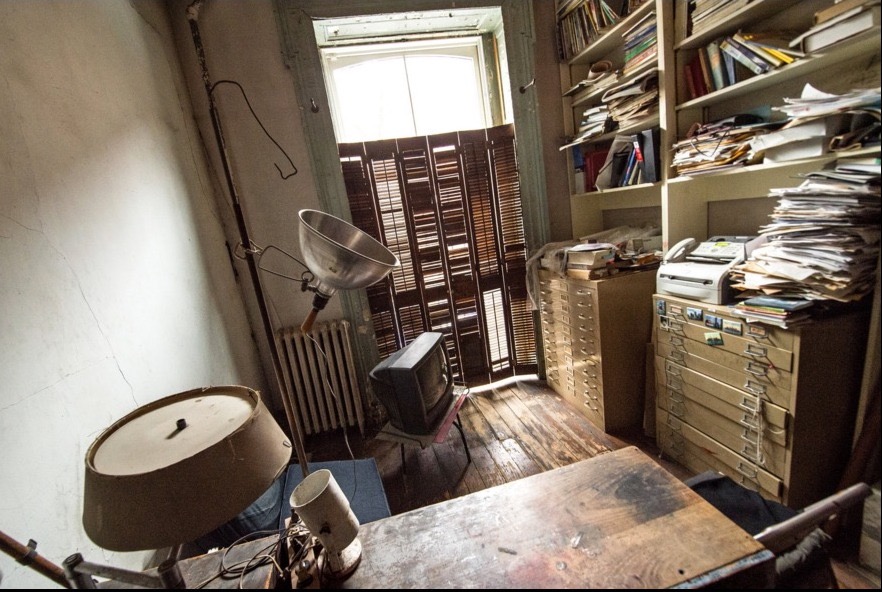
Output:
208,79,298,180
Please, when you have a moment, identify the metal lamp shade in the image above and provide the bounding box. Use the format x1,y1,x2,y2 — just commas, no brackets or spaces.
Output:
298,209,399,298
82,386,292,552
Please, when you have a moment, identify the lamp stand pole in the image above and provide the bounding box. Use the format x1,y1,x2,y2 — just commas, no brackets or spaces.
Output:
186,0,309,478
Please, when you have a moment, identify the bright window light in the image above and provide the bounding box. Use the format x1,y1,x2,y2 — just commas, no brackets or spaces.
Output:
323,38,490,142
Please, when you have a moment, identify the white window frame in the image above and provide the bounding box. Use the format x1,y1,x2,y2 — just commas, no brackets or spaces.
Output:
320,36,494,142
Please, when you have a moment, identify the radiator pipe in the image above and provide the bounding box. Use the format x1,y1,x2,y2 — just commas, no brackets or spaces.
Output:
186,0,309,479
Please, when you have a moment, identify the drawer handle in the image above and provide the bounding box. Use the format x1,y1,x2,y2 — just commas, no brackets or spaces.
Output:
744,344,768,358
739,394,759,413
744,381,767,397
668,388,685,404
583,401,599,412
744,361,769,377
741,442,761,463
669,400,686,418
665,414,682,431
665,363,683,378
667,376,684,391
668,335,686,348
740,412,759,431
663,431,685,458
669,350,686,363
736,461,758,480
664,317,685,332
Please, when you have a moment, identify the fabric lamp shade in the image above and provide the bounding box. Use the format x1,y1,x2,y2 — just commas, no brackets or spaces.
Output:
82,386,292,552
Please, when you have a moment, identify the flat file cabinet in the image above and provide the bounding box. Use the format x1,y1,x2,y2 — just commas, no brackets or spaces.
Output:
538,268,655,432
653,294,869,509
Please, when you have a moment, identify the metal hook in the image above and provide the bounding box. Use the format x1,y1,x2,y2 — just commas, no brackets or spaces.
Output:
519,78,535,94
310,98,319,113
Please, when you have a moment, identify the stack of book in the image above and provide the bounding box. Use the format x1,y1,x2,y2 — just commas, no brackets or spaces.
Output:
557,0,623,61
601,68,659,129
730,295,814,329
621,10,657,77
789,0,880,54
689,0,751,37
560,105,614,151
729,157,881,304
749,112,853,163
684,31,803,100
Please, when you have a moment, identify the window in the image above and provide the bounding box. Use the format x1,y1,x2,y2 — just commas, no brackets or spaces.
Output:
322,38,494,142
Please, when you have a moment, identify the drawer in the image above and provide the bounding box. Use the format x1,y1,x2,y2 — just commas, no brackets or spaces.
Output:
655,357,788,438
658,380,787,478
654,296,795,352
657,409,782,502
656,314,793,372
656,341,793,407
657,348,791,410
577,392,605,429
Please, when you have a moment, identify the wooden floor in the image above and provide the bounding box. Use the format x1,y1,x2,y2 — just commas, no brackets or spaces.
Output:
303,376,879,589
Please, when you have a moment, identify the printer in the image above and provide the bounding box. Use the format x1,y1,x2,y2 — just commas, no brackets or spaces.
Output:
656,235,765,304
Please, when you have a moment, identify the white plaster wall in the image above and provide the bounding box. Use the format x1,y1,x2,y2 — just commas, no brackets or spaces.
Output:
0,1,268,587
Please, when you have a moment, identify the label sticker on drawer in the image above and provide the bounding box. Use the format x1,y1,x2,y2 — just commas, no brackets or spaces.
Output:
747,324,769,339
669,304,682,317
686,307,703,321
722,319,743,335
704,315,723,330
656,300,666,315
704,331,724,346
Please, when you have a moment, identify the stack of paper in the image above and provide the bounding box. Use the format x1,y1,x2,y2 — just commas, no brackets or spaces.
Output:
774,83,881,119
601,68,659,129
672,119,777,176
730,158,881,304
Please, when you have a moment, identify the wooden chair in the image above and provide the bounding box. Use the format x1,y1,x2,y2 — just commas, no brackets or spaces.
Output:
686,471,872,589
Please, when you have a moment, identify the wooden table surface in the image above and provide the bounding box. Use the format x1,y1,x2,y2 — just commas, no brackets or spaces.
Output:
340,446,774,589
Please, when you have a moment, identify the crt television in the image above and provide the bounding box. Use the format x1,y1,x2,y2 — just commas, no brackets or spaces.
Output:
369,332,454,435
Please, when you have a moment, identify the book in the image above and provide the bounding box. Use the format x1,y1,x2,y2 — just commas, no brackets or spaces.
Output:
687,54,710,98
585,147,611,191
739,296,814,311
706,40,726,90
639,127,660,183
791,3,881,53
815,0,876,24
732,32,785,67
721,51,736,86
697,45,715,93
726,36,774,72
719,37,768,75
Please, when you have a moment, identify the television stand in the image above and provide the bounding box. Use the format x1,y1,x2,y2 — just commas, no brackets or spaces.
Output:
375,386,471,474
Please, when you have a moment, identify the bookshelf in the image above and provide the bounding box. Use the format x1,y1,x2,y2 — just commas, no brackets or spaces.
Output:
556,0,881,246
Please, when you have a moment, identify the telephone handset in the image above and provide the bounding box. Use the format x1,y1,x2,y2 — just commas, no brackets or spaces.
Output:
664,238,697,263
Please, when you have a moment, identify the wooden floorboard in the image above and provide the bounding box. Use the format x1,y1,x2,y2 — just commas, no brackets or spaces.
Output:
302,376,877,589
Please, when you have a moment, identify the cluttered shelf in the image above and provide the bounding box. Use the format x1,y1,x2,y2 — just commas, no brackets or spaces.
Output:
676,28,881,112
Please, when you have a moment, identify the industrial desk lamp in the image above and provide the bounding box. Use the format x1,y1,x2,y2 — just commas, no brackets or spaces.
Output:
297,209,400,334
63,385,292,588
287,209,398,581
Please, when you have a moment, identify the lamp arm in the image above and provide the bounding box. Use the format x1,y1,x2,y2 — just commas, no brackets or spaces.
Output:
63,554,184,589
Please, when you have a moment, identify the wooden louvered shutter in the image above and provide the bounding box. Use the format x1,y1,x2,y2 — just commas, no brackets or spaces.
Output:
341,124,536,387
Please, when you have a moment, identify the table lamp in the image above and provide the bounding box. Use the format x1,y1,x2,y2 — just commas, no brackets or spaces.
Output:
297,209,400,334
289,469,361,580
63,385,292,588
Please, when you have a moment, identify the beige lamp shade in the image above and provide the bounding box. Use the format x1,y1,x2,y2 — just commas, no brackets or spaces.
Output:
82,386,292,552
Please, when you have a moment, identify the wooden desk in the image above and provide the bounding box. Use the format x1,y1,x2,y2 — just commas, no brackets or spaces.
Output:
342,446,774,589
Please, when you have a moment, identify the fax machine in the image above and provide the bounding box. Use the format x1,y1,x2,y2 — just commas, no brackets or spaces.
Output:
656,235,765,304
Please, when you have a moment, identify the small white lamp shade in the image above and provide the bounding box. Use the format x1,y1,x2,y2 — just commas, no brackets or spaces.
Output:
82,386,292,552
290,469,362,578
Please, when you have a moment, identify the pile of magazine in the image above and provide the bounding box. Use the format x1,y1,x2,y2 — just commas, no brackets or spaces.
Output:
729,156,881,316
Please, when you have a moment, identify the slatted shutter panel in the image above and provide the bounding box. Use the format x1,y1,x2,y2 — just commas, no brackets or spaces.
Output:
341,124,536,387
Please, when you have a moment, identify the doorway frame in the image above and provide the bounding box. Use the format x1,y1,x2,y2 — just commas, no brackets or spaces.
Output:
273,0,549,384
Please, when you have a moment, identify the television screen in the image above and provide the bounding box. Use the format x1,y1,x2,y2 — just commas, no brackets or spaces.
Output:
369,332,454,435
